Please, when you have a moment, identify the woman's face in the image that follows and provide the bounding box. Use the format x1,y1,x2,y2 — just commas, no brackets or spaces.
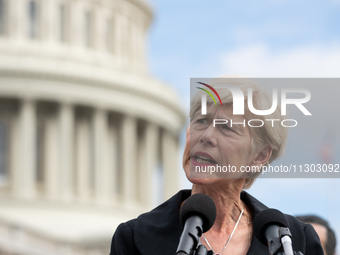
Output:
183,104,259,186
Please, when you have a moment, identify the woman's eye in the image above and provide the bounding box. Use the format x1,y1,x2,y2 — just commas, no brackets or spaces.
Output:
222,124,235,132
197,118,207,123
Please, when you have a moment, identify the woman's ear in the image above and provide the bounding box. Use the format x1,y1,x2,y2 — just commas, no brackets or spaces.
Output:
251,145,273,167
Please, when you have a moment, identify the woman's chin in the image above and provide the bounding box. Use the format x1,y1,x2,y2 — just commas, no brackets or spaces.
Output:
184,162,220,184
184,166,247,188
184,170,217,186
187,178,215,186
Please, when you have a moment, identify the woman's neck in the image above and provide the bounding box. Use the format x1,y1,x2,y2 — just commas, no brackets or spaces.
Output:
191,183,247,233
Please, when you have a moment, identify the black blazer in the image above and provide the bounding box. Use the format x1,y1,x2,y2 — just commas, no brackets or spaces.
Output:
110,190,323,255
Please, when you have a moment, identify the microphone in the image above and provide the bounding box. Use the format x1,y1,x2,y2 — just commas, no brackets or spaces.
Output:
176,193,216,255
254,208,294,255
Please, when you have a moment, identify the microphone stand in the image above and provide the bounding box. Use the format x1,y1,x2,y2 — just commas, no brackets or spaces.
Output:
194,243,208,255
177,243,208,255
176,221,209,255
267,227,304,255
176,216,209,255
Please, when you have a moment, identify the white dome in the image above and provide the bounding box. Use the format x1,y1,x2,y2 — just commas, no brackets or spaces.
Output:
0,0,185,254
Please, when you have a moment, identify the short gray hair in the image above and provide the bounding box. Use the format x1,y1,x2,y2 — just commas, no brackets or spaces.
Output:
190,77,288,189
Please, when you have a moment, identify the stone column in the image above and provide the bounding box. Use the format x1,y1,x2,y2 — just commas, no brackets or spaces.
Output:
9,107,21,196
129,21,136,69
122,17,130,67
121,115,137,205
10,0,25,40
44,114,59,199
58,103,74,201
139,23,147,72
162,130,179,201
69,0,82,47
115,13,124,66
75,116,90,202
109,119,118,201
93,108,111,204
43,0,56,43
138,123,158,207
18,99,37,199
93,6,105,51
106,15,114,54
136,24,144,71
127,19,133,66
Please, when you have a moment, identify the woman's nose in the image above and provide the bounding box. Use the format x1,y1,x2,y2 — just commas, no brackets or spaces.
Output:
199,125,217,146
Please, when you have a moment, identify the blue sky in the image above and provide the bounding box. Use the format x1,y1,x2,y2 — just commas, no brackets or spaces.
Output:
146,0,340,250
147,0,340,102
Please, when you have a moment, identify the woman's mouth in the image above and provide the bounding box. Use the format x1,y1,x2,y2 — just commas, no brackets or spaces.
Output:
194,155,216,164
191,152,217,166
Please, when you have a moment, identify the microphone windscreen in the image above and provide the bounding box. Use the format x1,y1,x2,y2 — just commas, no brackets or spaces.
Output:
180,193,216,233
253,208,289,245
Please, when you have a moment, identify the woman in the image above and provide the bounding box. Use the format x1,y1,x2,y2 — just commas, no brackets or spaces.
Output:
110,77,323,255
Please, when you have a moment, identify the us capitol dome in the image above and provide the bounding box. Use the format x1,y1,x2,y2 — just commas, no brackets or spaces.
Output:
0,0,185,254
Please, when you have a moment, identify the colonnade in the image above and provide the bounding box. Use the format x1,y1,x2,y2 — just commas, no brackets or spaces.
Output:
4,98,179,208
1,0,150,72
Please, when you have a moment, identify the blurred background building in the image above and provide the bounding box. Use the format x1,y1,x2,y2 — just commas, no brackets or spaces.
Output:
0,0,185,254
